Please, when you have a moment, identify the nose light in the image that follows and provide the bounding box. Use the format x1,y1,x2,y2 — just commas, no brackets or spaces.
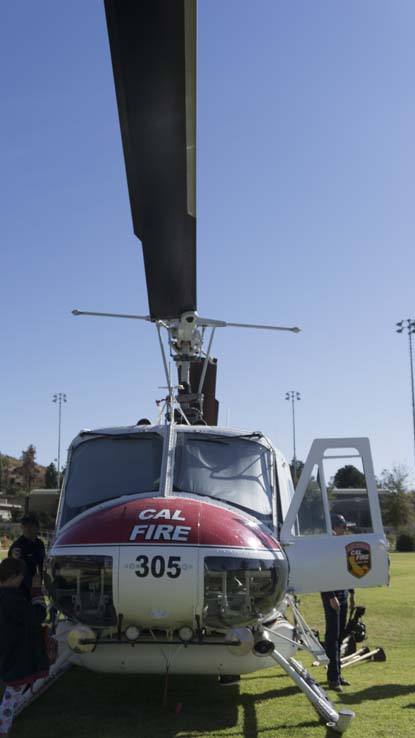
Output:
67,625,96,654
178,626,194,642
125,625,141,642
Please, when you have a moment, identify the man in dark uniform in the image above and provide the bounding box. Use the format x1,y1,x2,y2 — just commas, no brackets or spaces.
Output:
8,513,46,599
321,514,355,692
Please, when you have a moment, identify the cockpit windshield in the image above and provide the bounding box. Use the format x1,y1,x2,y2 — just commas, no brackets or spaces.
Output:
173,434,273,520
60,433,163,526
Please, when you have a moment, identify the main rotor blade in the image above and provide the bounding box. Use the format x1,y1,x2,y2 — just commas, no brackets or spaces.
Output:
72,309,151,321
197,317,301,333
104,0,196,320
224,321,301,333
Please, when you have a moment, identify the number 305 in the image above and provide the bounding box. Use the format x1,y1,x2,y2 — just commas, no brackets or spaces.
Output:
135,555,181,578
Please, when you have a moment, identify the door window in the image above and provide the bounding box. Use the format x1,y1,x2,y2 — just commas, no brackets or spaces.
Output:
323,451,373,534
282,439,383,542
296,464,328,535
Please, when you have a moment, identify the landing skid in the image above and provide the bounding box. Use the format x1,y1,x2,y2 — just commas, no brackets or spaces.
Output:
270,649,354,733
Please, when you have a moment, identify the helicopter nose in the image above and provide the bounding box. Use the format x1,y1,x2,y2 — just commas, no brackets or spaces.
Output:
50,496,286,630
53,495,280,549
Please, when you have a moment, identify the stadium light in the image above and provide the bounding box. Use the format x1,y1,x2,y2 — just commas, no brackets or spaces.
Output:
395,319,415,470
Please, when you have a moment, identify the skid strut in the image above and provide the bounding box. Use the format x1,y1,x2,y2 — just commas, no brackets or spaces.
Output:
14,628,73,719
270,649,354,734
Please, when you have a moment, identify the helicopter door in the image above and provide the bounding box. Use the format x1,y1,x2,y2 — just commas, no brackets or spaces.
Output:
279,438,389,594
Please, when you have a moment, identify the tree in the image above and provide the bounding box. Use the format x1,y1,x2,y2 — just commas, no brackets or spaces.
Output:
2,456,12,495
0,453,13,496
333,465,366,489
44,462,58,489
297,477,327,533
7,476,20,495
20,445,37,493
289,460,304,488
380,465,409,494
289,461,327,532
379,465,414,530
381,491,414,530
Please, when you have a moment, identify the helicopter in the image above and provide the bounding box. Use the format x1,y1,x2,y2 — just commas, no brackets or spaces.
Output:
30,1,389,734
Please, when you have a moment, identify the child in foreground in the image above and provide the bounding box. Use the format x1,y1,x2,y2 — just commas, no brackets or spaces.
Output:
0,558,49,736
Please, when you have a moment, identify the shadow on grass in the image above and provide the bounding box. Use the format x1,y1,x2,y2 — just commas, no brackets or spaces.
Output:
14,670,237,738
187,722,319,738
339,683,415,705
242,672,287,682
14,668,327,738
238,687,310,738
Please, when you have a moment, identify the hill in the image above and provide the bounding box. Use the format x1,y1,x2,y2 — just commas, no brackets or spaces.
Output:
0,452,48,496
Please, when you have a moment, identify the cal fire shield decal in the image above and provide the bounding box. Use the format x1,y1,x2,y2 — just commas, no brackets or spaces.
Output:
346,542,371,578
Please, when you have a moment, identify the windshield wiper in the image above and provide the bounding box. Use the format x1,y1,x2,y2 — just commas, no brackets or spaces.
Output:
233,432,263,440
79,431,157,440
186,437,230,445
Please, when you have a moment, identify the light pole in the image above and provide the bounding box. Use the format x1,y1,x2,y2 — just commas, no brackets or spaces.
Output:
396,320,415,469
285,390,301,485
53,393,67,488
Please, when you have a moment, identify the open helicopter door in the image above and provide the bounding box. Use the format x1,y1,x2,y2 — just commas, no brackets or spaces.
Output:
280,438,389,594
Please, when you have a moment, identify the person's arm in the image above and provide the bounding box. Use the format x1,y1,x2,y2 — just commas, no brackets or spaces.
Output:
37,541,46,580
348,589,355,609
39,539,46,560
34,540,46,566
31,574,46,623
321,591,340,610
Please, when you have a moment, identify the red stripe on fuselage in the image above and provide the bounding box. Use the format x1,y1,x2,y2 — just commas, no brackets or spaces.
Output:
55,497,279,551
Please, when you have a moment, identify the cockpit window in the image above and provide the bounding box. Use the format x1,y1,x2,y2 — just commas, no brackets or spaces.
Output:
60,434,163,526
174,434,273,519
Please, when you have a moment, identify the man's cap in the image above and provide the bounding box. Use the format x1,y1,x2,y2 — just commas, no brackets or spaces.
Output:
331,513,352,528
20,512,39,526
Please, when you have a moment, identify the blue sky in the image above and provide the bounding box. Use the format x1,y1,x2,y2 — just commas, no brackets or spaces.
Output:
1,1,415,483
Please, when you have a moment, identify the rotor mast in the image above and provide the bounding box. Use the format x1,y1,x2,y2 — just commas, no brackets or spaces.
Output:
72,308,300,424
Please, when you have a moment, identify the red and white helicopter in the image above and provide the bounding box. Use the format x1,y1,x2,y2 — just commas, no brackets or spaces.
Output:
34,1,389,733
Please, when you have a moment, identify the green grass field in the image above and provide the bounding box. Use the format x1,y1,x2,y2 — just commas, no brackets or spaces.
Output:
10,554,415,738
